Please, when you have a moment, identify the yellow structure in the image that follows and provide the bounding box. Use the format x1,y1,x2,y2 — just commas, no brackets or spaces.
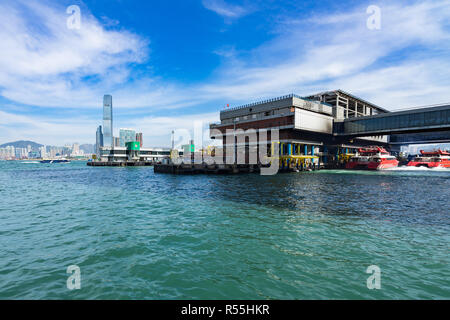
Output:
269,141,320,169
170,149,179,159
337,153,355,165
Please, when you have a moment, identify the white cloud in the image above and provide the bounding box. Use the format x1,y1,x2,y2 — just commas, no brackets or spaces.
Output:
2,0,450,146
133,112,220,147
202,0,250,19
0,0,148,108
3,0,450,111
198,0,450,107
0,108,219,147
328,59,450,109
0,110,97,145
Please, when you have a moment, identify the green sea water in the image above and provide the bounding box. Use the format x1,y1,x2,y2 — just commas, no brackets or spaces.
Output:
0,161,449,299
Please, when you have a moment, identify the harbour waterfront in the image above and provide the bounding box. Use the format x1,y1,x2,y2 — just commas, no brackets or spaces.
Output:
0,161,449,299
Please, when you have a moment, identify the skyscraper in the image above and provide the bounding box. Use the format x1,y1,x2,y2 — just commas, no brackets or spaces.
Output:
39,146,46,158
103,95,113,147
119,128,136,147
96,125,103,157
136,132,143,148
71,143,80,157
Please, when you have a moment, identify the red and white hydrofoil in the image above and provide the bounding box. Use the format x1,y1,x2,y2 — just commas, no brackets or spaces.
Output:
407,149,450,168
346,146,399,170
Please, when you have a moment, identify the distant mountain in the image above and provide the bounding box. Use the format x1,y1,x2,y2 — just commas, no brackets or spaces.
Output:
0,140,43,150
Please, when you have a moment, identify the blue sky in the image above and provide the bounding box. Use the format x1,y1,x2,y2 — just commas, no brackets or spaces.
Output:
0,0,450,146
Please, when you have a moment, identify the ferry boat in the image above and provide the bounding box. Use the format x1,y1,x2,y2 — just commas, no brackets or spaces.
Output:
346,146,399,170
40,159,70,164
406,149,450,168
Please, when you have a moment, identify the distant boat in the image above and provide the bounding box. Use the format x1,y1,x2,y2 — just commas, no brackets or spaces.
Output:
346,146,399,170
407,149,450,168
40,159,70,164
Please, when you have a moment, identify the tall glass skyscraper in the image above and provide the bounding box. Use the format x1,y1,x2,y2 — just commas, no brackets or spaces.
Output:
96,125,103,157
103,95,113,147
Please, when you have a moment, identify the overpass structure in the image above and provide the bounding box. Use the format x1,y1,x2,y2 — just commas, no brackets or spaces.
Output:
337,103,450,142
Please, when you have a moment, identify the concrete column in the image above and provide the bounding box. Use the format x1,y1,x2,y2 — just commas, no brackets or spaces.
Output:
304,145,308,155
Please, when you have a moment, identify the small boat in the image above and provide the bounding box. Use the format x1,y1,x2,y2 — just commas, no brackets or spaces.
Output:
346,146,398,170
40,159,71,164
406,149,450,168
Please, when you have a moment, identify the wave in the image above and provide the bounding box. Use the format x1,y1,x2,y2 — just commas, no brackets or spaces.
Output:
384,165,450,171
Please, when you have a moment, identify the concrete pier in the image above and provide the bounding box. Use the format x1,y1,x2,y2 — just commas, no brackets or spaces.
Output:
154,163,319,174
87,161,154,167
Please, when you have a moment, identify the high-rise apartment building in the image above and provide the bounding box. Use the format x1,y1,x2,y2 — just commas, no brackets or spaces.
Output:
119,128,136,147
114,137,121,147
103,95,113,147
39,146,47,158
72,143,80,155
136,132,143,148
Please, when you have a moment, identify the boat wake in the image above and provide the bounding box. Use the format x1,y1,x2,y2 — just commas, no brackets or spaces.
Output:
384,165,450,171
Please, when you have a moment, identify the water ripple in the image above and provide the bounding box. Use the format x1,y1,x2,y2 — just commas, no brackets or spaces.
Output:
0,161,448,299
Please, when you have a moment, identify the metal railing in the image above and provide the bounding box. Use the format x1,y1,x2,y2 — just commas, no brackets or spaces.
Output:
223,94,304,112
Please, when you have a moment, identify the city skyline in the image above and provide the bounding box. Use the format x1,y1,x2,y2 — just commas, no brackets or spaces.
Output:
0,0,450,146
0,142,92,160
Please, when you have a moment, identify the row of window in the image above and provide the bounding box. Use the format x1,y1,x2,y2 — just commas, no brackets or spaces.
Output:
223,108,293,124
345,109,450,133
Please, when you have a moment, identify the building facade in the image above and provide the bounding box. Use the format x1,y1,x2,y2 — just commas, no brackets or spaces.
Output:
103,95,113,147
136,132,143,148
119,128,136,147
114,137,120,148
96,125,103,157
100,146,175,163
210,91,389,167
